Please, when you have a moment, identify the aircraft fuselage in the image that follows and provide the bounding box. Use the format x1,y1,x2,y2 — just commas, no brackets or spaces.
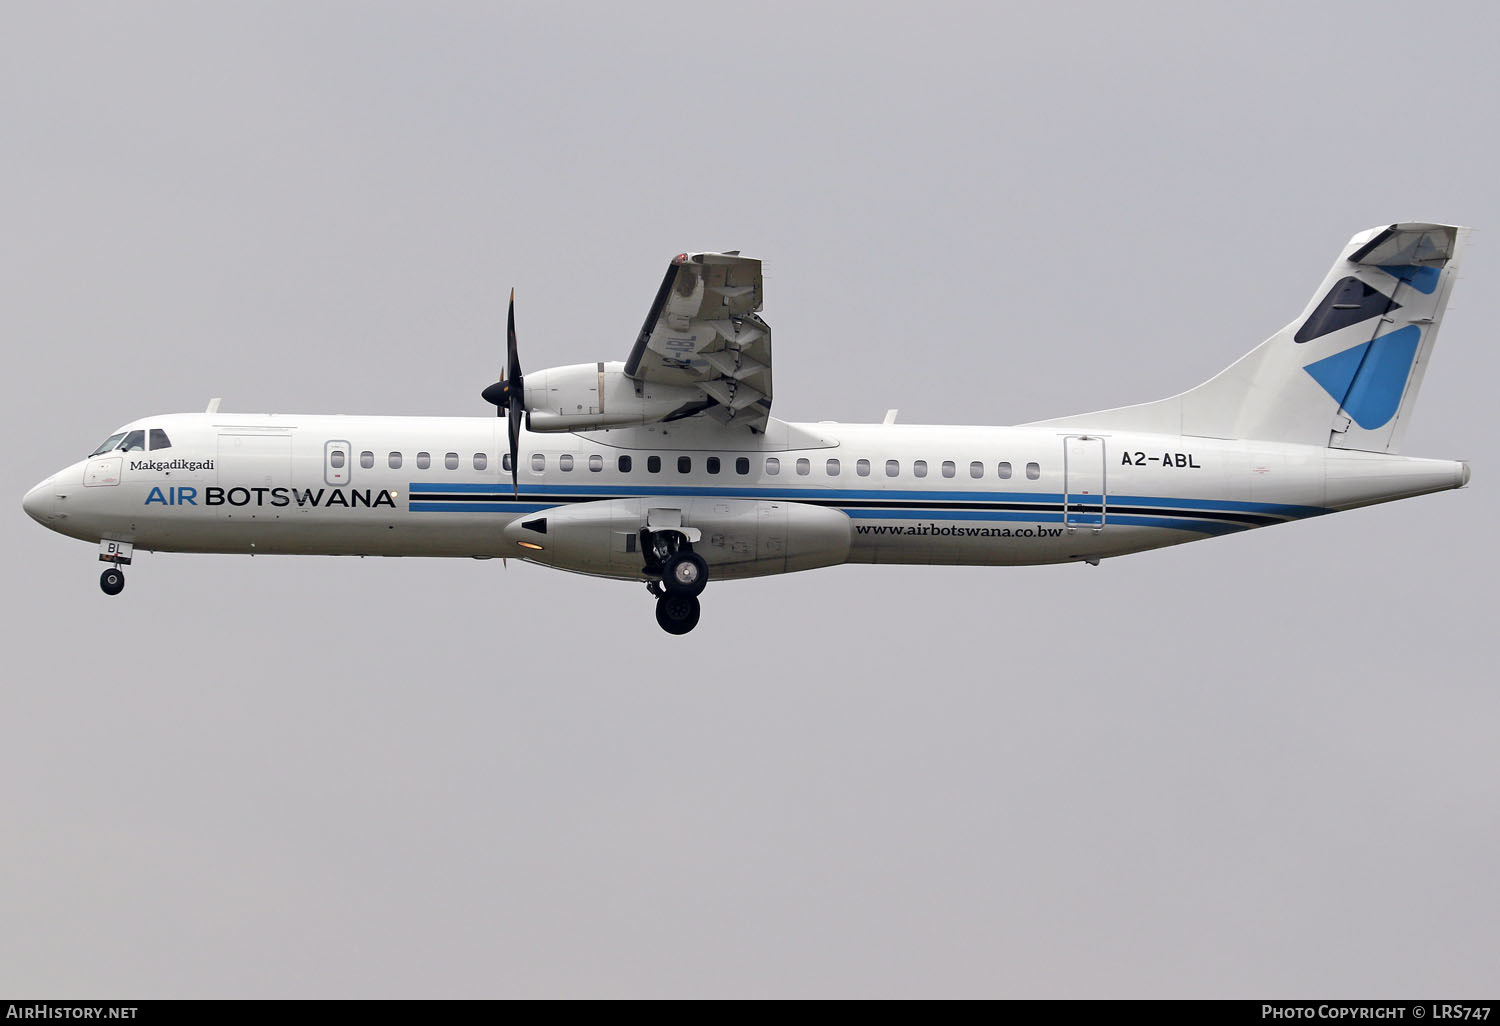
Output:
24,410,1467,577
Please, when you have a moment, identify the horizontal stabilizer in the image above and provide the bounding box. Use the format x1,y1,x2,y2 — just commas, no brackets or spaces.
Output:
1348,223,1457,267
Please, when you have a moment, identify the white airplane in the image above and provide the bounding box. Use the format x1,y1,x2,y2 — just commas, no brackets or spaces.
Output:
23,223,1471,634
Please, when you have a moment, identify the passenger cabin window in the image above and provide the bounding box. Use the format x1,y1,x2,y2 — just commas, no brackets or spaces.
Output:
503,453,513,472
997,461,1012,479
559,454,574,472
474,453,487,470
360,451,374,469
330,449,346,469
445,452,459,470
677,456,691,473
119,430,146,452
970,461,984,479
766,458,780,475
389,452,403,469
618,455,632,473
736,457,750,475
826,459,840,476
149,429,172,451
647,456,661,473
885,460,899,477
91,433,127,456
941,461,956,478
417,451,431,470
707,457,721,475
796,458,810,476
857,459,871,477
1026,461,1040,480
913,460,927,478
589,455,603,472
531,454,545,472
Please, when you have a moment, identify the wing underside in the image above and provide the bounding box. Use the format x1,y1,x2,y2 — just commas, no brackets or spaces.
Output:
626,252,773,431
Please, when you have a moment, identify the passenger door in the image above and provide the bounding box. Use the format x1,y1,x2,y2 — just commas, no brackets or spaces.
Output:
1063,435,1107,529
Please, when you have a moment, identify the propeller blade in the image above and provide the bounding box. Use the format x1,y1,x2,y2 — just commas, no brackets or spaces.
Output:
507,287,522,386
505,288,524,496
507,399,522,497
481,288,523,417
481,287,525,494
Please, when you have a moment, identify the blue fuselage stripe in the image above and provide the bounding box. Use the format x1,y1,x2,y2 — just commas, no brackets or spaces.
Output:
406,482,1326,520
841,508,1246,534
407,487,1297,535
409,501,555,513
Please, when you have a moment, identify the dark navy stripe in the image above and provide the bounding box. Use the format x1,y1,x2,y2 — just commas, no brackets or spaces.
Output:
1109,493,1327,519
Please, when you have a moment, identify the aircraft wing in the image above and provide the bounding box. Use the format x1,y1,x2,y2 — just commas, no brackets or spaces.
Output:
625,252,773,431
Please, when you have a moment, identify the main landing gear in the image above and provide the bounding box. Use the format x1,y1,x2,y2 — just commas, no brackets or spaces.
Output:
100,567,125,596
654,592,701,635
642,529,709,635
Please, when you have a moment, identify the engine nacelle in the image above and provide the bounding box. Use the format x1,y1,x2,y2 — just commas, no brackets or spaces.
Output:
501,497,851,581
525,362,704,432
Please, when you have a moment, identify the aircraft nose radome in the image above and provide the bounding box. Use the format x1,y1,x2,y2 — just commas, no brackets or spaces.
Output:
23,478,51,524
23,475,61,525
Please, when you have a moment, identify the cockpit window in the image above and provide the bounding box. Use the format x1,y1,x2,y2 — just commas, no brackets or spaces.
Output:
149,429,171,451
90,433,127,456
118,430,147,452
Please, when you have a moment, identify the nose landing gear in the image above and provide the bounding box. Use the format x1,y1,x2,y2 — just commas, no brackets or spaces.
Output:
100,567,125,596
642,529,709,634
97,539,132,596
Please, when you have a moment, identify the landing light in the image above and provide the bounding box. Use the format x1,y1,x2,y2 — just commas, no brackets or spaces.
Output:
517,541,543,551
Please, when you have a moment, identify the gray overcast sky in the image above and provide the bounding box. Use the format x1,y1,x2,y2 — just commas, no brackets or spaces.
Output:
3,1,1497,998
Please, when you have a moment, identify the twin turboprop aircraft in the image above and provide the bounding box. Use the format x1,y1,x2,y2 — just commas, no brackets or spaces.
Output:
23,223,1471,634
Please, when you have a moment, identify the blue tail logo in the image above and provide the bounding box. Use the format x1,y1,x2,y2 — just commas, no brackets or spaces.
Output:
1303,326,1422,430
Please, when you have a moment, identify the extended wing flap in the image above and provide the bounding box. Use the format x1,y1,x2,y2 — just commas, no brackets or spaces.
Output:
626,252,773,431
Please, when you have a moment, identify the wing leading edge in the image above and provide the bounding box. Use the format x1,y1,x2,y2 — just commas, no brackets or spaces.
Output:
625,252,773,432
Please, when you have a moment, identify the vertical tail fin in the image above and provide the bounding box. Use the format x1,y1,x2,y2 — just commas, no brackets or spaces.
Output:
1029,223,1468,452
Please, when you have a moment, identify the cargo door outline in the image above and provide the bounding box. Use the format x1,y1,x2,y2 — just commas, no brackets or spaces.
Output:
216,433,293,521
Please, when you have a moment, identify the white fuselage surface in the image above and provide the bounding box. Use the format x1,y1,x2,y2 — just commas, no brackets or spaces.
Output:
28,411,1466,575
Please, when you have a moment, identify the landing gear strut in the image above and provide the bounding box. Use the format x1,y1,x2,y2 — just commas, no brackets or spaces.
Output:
643,529,709,634
100,567,125,596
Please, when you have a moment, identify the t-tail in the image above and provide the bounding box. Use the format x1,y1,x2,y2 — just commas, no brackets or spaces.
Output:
1029,222,1468,453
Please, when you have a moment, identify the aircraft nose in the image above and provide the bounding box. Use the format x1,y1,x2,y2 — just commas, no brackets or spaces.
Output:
23,475,56,524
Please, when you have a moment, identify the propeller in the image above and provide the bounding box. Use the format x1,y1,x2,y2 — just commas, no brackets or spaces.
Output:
480,288,525,496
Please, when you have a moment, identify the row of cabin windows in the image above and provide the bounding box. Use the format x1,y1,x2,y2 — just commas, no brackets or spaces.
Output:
766,458,1041,480
503,454,1043,480
767,458,1043,480
335,451,494,471
340,448,1045,481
